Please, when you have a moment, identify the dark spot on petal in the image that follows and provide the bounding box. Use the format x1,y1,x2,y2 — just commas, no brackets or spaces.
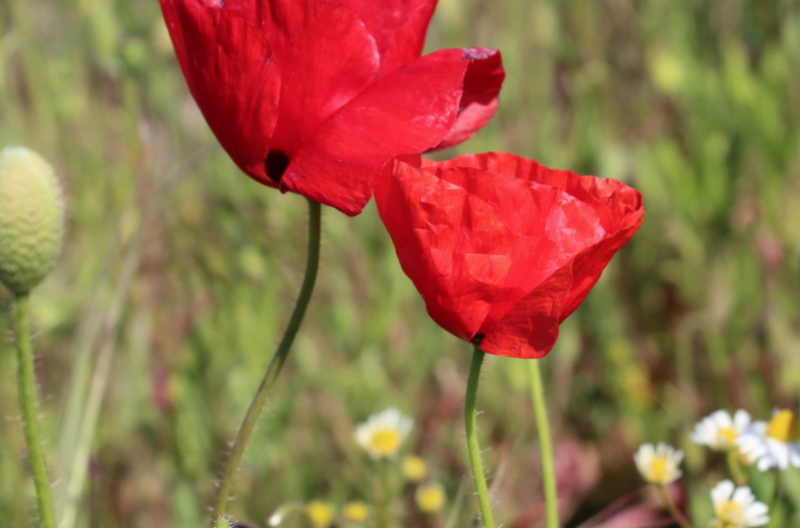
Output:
265,150,289,183
471,333,485,345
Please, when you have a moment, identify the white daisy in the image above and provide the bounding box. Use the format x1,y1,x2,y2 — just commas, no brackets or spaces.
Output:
709,480,769,528
691,410,751,451
737,409,800,471
633,442,683,485
355,408,413,459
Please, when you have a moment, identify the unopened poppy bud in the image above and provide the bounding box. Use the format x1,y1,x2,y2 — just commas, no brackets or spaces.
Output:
0,147,64,295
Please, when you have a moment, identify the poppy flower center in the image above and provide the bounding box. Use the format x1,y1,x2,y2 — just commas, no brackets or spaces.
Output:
265,150,290,183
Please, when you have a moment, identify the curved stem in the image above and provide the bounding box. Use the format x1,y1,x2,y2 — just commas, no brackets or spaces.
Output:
655,485,691,528
211,199,322,525
14,293,58,528
768,469,782,527
528,359,559,528
464,345,496,528
726,450,746,486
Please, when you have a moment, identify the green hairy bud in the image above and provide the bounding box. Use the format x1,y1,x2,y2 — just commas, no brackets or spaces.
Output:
215,518,233,528
0,147,64,295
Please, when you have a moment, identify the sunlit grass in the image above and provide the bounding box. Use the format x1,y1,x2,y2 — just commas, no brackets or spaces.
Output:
0,0,799,526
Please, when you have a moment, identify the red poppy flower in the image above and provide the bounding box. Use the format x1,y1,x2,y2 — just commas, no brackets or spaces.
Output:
375,152,644,359
158,0,505,216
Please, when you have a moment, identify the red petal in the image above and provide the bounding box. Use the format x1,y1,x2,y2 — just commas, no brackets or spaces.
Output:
340,0,438,72
375,160,512,340
377,152,644,358
426,162,605,348
282,49,486,215
159,0,281,184
559,211,643,320
262,0,381,153
478,265,573,359
429,152,645,321
429,48,505,150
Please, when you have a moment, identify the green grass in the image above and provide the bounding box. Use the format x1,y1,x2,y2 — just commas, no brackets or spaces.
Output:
1,0,800,526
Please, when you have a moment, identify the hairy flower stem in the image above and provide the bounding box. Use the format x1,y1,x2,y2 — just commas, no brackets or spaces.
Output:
14,293,58,528
655,485,692,528
211,199,322,525
465,346,496,528
528,359,559,528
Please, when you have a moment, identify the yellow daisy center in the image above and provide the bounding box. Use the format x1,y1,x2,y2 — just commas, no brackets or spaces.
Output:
402,455,428,481
766,410,800,443
307,501,334,528
370,428,402,456
415,483,445,514
649,457,668,483
343,502,369,523
715,500,745,526
719,427,737,445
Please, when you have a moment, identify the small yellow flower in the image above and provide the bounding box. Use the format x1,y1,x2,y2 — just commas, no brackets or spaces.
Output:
306,501,335,528
709,480,769,528
633,443,683,485
355,408,413,459
415,482,445,514
342,501,370,523
402,455,427,482
691,410,751,452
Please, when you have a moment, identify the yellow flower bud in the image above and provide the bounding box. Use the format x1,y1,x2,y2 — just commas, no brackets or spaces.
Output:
402,455,427,482
0,147,64,295
342,501,370,523
415,482,446,514
306,501,334,528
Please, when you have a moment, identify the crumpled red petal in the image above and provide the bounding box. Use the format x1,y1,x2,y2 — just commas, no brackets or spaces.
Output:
376,152,644,358
282,48,502,216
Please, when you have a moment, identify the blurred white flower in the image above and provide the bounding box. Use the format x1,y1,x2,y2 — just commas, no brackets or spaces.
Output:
709,480,769,528
691,410,751,451
355,408,413,459
633,442,683,485
738,409,800,471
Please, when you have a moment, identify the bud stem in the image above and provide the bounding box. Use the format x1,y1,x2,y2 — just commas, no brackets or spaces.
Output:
465,345,496,528
210,199,322,525
529,359,559,528
13,293,58,528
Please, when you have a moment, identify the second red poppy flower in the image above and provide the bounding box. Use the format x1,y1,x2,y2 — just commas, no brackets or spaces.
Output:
375,153,645,359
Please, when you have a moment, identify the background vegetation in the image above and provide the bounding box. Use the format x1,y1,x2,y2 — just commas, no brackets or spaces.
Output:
1,0,799,526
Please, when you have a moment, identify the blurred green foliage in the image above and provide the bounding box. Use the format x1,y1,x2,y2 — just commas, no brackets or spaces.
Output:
1,0,799,527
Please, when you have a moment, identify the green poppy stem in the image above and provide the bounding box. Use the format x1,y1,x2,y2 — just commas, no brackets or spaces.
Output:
528,359,559,528
210,199,322,526
465,345,496,528
13,293,58,528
